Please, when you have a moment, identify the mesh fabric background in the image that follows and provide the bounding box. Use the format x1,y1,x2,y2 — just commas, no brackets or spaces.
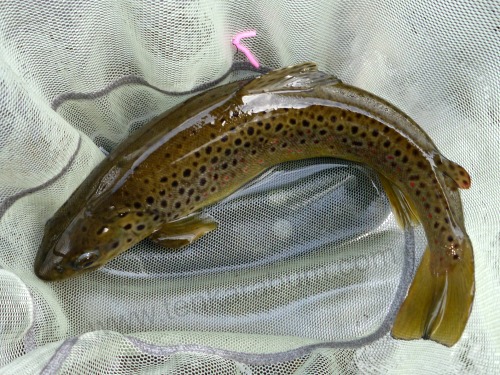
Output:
0,0,499,374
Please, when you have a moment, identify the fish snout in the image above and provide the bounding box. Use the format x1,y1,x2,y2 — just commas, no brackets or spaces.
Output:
34,229,73,281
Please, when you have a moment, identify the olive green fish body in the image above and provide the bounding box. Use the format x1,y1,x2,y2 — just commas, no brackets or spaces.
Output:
35,63,474,347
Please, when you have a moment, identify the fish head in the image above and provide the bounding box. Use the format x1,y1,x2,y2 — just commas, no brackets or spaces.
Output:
35,207,147,281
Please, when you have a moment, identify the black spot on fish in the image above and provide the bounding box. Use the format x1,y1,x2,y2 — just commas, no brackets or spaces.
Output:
302,120,310,127
183,169,191,177
200,177,207,186
134,202,142,209
199,165,206,173
146,197,154,205
178,187,185,195
235,138,242,146
383,140,391,148
137,224,145,231
351,126,358,134
172,181,178,188
206,146,212,154
247,127,254,135
124,224,132,230
174,202,181,209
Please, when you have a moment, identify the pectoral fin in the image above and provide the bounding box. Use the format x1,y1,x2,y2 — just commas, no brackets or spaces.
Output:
378,173,420,228
149,214,218,249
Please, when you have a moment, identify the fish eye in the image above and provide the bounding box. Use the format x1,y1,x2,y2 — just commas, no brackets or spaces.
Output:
73,250,100,270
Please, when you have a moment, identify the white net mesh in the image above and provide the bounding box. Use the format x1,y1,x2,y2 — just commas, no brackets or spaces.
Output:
1,0,499,373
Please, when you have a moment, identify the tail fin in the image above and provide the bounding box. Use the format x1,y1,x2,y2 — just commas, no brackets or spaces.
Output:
391,243,474,346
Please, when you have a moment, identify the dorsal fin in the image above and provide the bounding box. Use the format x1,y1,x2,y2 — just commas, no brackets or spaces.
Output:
239,62,341,96
434,155,471,189
378,173,420,228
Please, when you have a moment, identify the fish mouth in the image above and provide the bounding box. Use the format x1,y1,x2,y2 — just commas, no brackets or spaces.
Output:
34,251,66,281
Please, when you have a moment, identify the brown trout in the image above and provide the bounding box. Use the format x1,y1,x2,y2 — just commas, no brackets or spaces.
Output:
35,63,474,346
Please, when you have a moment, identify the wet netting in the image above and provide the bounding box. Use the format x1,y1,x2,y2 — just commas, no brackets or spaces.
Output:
0,1,498,374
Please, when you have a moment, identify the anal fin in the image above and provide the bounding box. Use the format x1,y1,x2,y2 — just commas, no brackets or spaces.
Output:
149,214,218,249
378,173,420,228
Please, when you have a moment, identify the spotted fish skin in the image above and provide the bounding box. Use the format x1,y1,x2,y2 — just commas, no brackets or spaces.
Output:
35,63,473,347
